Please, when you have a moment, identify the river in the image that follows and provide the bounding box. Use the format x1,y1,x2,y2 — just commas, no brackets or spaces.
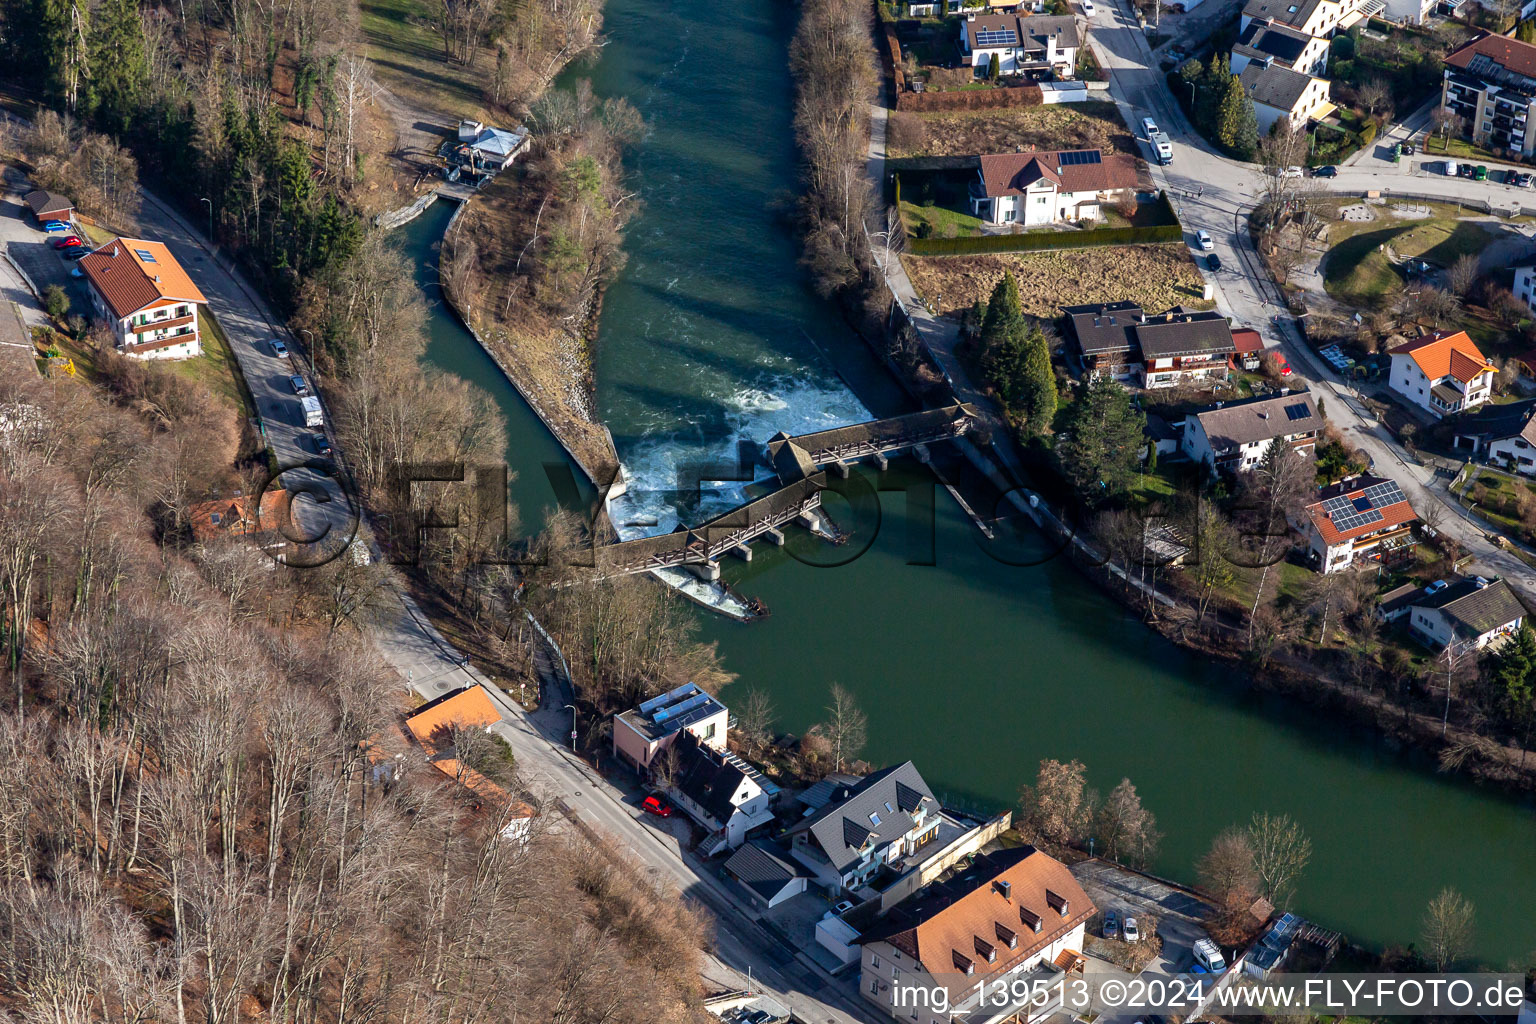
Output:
399,0,1536,969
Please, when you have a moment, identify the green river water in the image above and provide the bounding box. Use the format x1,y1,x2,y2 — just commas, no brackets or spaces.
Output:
400,0,1536,967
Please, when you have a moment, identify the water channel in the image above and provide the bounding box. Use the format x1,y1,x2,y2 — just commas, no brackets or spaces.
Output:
398,0,1536,966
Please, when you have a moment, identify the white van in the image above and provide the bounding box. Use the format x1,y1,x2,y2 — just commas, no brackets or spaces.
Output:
1193,937,1226,974
1444,160,1459,177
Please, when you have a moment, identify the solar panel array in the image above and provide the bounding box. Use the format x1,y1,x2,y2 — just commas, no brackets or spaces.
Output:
975,28,1018,45
1283,401,1312,421
637,682,696,716
1058,150,1102,166
1320,480,1406,534
652,691,712,726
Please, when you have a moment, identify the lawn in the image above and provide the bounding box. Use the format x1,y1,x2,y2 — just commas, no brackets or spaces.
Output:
902,244,1212,319
360,0,491,119
1321,217,1491,304
172,310,256,420
889,102,1135,159
900,198,984,239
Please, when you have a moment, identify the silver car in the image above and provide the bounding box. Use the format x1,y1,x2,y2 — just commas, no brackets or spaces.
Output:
1123,916,1141,942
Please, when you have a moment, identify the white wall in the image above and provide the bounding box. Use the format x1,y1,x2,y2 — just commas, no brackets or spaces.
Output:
1490,434,1536,475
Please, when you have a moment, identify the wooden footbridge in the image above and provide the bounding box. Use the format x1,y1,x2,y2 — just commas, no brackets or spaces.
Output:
591,404,979,581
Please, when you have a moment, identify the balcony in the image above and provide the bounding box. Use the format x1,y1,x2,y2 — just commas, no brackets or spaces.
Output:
130,314,196,335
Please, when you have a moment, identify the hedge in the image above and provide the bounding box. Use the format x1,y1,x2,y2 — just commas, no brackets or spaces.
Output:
909,222,1183,255
1357,121,1378,145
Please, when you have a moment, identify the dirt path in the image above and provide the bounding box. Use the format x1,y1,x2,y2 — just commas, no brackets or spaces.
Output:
374,82,457,181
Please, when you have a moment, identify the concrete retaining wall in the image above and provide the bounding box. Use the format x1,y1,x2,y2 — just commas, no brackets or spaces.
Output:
376,191,439,230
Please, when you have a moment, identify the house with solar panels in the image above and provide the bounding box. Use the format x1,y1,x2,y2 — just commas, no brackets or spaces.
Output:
1182,391,1323,474
960,12,1079,79
1298,474,1418,573
612,682,728,774
969,149,1138,227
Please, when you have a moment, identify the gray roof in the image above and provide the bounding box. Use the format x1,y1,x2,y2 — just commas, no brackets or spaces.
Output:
723,841,804,902
1453,397,1536,445
1235,18,1313,63
1064,301,1145,357
965,12,1079,52
1192,391,1323,451
673,733,752,826
1242,0,1325,27
1239,61,1317,111
1414,578,1527,637
790,762,937,873
797,773,862,810
1134,310,1235,359
615,682,725,743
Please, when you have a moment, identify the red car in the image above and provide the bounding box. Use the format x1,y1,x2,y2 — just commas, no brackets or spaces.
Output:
1277,355,1293,376
641,795,673,817
52,235,82,249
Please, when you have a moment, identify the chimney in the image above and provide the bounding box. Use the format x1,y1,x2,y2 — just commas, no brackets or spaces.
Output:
112,245,119,257
967,9,976,19
995,879,1012,900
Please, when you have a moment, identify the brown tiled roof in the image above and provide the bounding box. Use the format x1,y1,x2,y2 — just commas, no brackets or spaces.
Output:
404,686,533,817
858,846,1094,1000
79,238,207,319
23,190,72,218
978,150,1137,198
1231,328,1265,355
1393,330,1493,384
187,489,288,541
1444,31,1536,80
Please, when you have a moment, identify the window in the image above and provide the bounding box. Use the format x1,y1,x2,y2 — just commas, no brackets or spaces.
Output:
869,812,882,826
870,980,880,995
884,801,894,814
872,955,881,969
134,249,156,263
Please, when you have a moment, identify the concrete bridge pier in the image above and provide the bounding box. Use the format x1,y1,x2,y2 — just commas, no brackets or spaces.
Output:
870,452,889,472
683,559,721,582
913,444,932,465
831,460,850,478
729,542,753,562
764,527,785,546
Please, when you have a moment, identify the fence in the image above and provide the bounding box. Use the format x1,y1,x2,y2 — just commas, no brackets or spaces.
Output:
895,83,1043,113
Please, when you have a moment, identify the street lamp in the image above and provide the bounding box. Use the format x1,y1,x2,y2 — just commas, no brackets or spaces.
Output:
299,327,319,379
564,703,577,751
199,197,214,243
1186,81,1196,109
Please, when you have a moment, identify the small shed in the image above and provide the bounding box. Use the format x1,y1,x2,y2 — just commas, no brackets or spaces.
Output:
24,190,73,224
1230,327,1265,370
722,841,807,909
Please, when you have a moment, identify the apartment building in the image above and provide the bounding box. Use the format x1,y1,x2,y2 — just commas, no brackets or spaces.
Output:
1441,32,1536,158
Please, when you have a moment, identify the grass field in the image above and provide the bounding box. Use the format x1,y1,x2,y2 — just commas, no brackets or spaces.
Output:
175,310,255,420
899,198,985,238
902,244,1212,319
891,101,1135,159
360,0,490,118
1322,216,1491,305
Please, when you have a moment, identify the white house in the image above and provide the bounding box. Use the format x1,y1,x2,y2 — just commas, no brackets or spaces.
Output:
856,845,1094,1024
1241,0,1371,37
78,239,207,361
454,120,530,174
612,682,729,773
1181,391,1323,473
968,149,1137,227
1298,474,1418,573
666,731,777,853
785,762,943,894
1388,330,1495,419
1238,62,1334,134
1230,18,1330,76
1452,398,1536,475
1514,260,1536,317
1408,577,1527,653
961,12,1079,79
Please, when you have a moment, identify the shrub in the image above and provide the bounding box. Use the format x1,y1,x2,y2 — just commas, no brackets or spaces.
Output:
909,223,1183,255
1358,121,1378,145
43,284,69,322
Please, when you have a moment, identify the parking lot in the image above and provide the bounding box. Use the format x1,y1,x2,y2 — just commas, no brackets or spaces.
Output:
0,177,90,313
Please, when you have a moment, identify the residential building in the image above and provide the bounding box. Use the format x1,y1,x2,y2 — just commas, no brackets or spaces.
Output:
23,189,72,225
1298,474,1418,573
1136,309,1237,389
1441,33,1536,159
612,682,728,773
721,840,807,909
1063,301,1145,381
1230,19,1330,76
401,685,537,843
1240,0,1372,37
960,13,1080,79
785,762,943,894
856,845,1094,1024
1451,398,1536,474
1379,0,1433,24
969,150,1137,227
666,731,778,853
186,489,289,544
79,239,207,360
1514,259,1536,316
1239,62,1334,134
1407,577,1527,653
1062,302,1235,386
1181,390,1323,473
1388,330,1495,418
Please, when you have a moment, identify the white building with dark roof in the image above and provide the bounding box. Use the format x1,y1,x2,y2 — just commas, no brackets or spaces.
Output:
1408,577,1527,653
1231,18,1329,75
785,762,943,894
666,731,777,853
1181,390,1323,473
968,150,1138,227
1451,398,1536,475
1238,62,1333,133
960,12,1079,79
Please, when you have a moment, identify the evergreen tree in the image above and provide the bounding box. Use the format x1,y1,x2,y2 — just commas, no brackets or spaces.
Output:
1195,55,1228,133
86,0,148,132
980,273,1023,356
1058,376,1146,503
984,335,1031,413
1020,327,1057,431
1218,72,1259,159
988,53,1001,81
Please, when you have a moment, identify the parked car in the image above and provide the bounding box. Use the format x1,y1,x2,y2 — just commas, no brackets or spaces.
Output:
1080,0,1096,14
1103,909,1120,939
832,899,856,915
270,338,289,357
1474,165,1489,180
1196,229,1214,251
1193,937,1226,973
1207,252,1221,271
1281,165,1304,178
288,374,310,395
1313,165,1337,178
62,247,90,261
41,220,69,233
640,795,672,817
1276,353,1293,376
1123,916,1141,942
1403,142,1416,155
51,235,82,249
1518,172,1534,188
1458,163,1475,178
310,433,332,457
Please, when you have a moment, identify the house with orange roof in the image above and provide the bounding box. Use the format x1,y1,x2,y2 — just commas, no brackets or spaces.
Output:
79,238,208,360
856,845,1093,1023
1298,474,1418,574
1388,330,1495,419
186,489,289,543
403,685,536,843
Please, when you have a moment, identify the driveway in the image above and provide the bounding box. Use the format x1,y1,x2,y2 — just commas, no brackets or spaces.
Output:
0,177,87,311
